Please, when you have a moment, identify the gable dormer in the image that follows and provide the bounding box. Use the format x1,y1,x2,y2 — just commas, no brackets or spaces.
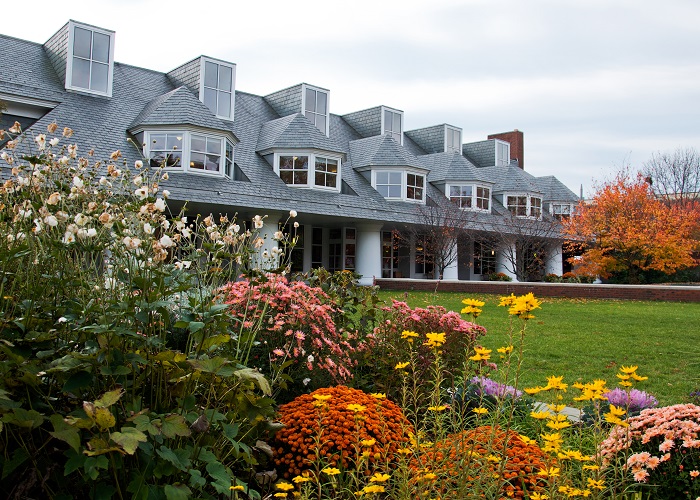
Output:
167,56,236,121
405,124,462,154
264,84,330,136
44,20,115,97
463,139,511,168
342,105,403,144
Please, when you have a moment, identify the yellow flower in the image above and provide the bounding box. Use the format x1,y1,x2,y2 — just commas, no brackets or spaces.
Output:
616,373,631,381
524,386,545,395
361,438,376,447
419,472,437,481
292,473,312,483
424,332,446,348
582,464,600,470
537,467,560,478
547,403,566,413
230,485,245,491
530,410,550,420
618,380,633,387
498,293,517,307
322,467,341,475
428,405,447,412
369,472,390,483
508,293,541,318
400,330,419,343
619,365,639,374
346,404,366,413
519,434,537,445
394,362,410,370
462,298,485,308
472,407,488,415
469,346,492,361
273,494,287,498
312,394,332,401
529,494,549,500
461,298,485,318
631,372,648,381
587,478,605,490
487,454,501,463
362,484,385,494
545,375,568,391
276,482,295,491
370,392,386,399
546,420,571,430
608,404,626,417
397,447,412,455
497,345,514,355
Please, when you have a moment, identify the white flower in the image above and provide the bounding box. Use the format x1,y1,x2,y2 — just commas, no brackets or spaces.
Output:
181,227,192,239
303,378,311,386
104,277,117,290
253,215,264,229
273,231,284,240
154,198,166,212
159,235,175,248
143,223,155,234
253,237,264,248
74,213,88,226
59,155,69,165
174,260,192,270
162,190,170,199
123,236,141,249
86,228,97,238
58,317,67,323
135,160,143,169
35,134,46,150
49,137,60,147
133,175,143,186
134,187,148,200
99,176,109,186
45,215,58,227
293,221,299,228
162,172,169,180
232,224,240,233
72,176,84,189
47,192,61,205
262,250,270,258
62,231,75,244
307,355,314,363
289,210,297,218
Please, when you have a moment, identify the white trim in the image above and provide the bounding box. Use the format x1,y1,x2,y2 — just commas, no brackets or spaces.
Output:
301,84,330,137
445,182,491,212
272,150,342,192
65,20,115,97
142,129,234,178
494,139,510,167
444,125,462,154
504,192,543,219
198,57,236,121
380,106,403,145
371,167,426,203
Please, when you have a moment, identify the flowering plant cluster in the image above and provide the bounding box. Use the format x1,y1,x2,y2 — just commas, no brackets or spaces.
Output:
221,276,368,386
603,388,658,414
599,403,700,499
470,375,523,400
272,385,411,479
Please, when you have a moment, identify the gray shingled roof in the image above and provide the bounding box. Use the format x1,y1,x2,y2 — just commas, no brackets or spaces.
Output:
349,134,427,171
423,152,493,184
480,164,544,194
256,113,345,154
535,175,579,202
129,86,235,135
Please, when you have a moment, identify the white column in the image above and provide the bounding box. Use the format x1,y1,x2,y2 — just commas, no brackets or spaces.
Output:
497,242,518,282
355,223,383,286
441,239,459,280
252,215,281,271
545,243,563,276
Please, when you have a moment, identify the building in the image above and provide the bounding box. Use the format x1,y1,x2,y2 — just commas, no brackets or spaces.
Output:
0,20,579,284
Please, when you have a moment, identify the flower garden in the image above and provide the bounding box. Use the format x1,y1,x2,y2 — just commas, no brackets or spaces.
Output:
0,123,699,499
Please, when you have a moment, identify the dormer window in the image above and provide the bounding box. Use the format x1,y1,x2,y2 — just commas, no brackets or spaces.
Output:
496,140,510,167
303,85,329,135
142,130,234,178
382,107,403,144
447,184,491,211
550,202,573,220
372,169,425,203
200,58,235,120
274,151,341,191
66,21,115,96
506,194,542,218
445,126,462,154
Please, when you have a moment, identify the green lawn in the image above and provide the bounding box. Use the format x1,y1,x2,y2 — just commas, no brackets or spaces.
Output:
377,291,700,406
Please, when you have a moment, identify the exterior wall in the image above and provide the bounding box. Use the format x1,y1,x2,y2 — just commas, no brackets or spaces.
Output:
264,84,303,118
375,279,700,302
43,22,69,86
167,57,202,94
463,140,496,167
405,124,446,154
545,243,563,276
488,130,524,169
341,107,382,138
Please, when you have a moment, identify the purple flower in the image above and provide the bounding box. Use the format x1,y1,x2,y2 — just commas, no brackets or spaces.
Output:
470,376,523,400
603,388,658,412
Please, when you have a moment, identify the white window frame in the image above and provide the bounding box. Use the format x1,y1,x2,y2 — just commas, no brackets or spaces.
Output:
445,126,462,154
372,169,426,203
65,21,115,97
199,57,236,121
381,106,403,145
495,139,511,167
142,129,234,178
446,183,491,212
550,202,574,220
505,193,542,219
301,84,330,136
273,151,341,192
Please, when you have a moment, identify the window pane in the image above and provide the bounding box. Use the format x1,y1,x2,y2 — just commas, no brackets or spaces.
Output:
151,134,166,150
190,152,205,169
450,185,461,197
71,57,90,89
376,171,388,184
384,110,392,132
217,91,231,117
393,112,401,134
280,156,293,169
166,134,182,150
295,171,307,184
388,185,401,198
73,27,92,58
389,171,402,184
92,32,110,63
219,65,233,91
90,62,109,93
191,135,206,152
206,138,221,155
316,91,327,114
205,154,220,171
316,114,326,133
203,88,217,114
305,88,316,113
280,170,292,184
204,61,218,88
294,156,308,170
326,158,338,173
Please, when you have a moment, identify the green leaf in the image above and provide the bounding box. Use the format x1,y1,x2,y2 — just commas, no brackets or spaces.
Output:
64,448,87,476
94,483,116,500
83,455,109,481
164,484,192,500
156,446,190,471
188,321,205,333
111,427,147,455
187,357,228,374
2,447,29,480
95,388,124,408
205,461,232,494
50,414,81,452
233,367,272,396
200,334,231,351
2,408,45,429
188,469,206,488
132,414,160,436
159,414,191,439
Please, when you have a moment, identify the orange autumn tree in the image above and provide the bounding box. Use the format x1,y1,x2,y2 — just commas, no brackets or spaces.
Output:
562,171,698,283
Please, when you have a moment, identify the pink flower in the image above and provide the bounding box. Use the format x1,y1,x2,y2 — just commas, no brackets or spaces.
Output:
272,349,285,357
632,468,649,482
689,470,699,479
659,439,674,453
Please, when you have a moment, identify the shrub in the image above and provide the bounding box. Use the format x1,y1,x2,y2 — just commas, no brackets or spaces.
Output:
272,386,412,479
544,273,562,283
599,403,700,499
487,272,513,282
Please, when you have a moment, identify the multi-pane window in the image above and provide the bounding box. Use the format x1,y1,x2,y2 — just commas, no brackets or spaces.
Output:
446,127,462,153
314,157,339,188
496,141,510,166
190,135,222,172
344,228,356,271
146,131,232,176
551,203,573,220
279,155,309,185
473,241,497,276
449,185,473,208
375,171,402,198
507,195,528,217
406,174,424,201
415,237,433,277
311,227,324,269
68,24,113,95
202,60,234,120
304,87,328,134
383,109,402,144
530,197,542,218
476,187,490,210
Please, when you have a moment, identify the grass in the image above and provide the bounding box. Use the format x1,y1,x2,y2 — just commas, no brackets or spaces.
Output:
377,290,700,406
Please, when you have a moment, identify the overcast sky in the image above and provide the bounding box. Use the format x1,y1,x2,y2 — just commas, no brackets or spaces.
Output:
5,0,700,197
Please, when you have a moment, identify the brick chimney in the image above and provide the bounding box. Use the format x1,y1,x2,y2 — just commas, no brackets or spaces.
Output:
488,129,524,169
